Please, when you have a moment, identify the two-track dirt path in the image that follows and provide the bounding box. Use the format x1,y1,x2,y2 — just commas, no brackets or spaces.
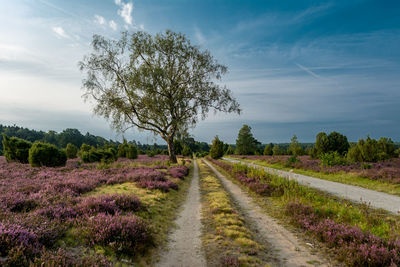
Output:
157,160,206,267
204,159,329,267
224,157,400,214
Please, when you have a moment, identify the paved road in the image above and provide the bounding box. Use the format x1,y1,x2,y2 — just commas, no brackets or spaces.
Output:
204,159,330,267
157,160,206,267
223,157,400,215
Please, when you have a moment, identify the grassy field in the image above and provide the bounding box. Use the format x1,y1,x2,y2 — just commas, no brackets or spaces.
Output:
228,156,400,196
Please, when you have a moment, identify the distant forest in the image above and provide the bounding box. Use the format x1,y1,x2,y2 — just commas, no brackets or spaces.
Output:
0,124,167,154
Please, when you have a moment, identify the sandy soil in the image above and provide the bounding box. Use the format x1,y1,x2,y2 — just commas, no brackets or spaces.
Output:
224,157,400,214
156,160,206,267
204,159,330,267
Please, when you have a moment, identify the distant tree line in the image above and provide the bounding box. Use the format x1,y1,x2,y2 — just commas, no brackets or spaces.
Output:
210,124,400,164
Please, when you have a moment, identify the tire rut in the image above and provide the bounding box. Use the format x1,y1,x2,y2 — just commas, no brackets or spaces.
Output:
156,160,206,267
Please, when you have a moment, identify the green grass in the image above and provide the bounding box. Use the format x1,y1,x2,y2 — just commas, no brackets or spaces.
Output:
198,160,272,267
227,156,400,197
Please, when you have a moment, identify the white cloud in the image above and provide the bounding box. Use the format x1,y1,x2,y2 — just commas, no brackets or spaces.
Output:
52,26,69,39
194,27,206,45
115,0,133,25
109,20,118,31
139,24,144,30
94,14,106,25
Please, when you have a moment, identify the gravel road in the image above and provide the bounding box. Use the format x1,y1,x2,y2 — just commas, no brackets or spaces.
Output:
156,160,206,267
223,157,400,214
204,159,329,267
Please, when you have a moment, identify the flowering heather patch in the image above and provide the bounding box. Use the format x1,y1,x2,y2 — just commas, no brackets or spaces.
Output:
169,166,189,179
234,155,400,184
78,194,142,215
31,248,112,267
133,154,169,165
82,213,153,255
130,168,179,192
286,202,400,266
36,204,78,221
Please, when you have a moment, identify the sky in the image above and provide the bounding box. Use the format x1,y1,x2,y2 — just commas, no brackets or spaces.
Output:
0,0,399,144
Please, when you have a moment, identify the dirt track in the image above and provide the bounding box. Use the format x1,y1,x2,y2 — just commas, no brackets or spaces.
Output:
224,157,400,214
156,160,206,267
204,159,329,267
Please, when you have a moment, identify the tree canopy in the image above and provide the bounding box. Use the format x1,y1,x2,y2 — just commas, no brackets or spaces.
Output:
235,125,260,155
79,30,240,162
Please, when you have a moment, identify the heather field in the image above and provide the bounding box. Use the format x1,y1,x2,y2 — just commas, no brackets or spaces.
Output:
231,155,400,195
0,155,191,266
209,158,400,266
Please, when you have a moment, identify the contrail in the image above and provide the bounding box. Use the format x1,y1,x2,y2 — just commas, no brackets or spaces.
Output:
295,63,321,79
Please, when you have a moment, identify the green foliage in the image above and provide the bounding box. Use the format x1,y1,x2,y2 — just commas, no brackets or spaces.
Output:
225,145,234,155
347,144,363,163
210,136,225,159
28,142,67,167
319,151,347,167
347,136,397,163
173,140,183,155
315,131,349,156
263,144,273,156
65,143,78,159
181,145,192,157
285,154,299,167
80,30,240,163
2,134,32,163
126,144,138,159
288,135,303,156
272,144,281,156
80,145,117,163
235,125,260,155
395,148,400,158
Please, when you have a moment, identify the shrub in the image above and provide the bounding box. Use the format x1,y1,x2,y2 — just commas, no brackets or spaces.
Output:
272,144,281,155
347,144,363,163
181,145,192,157
319,151,347,167
78,194,142,215
169,166,189,179
29,142,67,167
263,144,272,156
210,136,225,159
81,148,116,163
126,144,138,159
82,213,153,254
2,134,32,163
65,143,78,159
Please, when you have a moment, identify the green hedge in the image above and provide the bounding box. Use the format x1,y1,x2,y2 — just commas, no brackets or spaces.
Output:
29,142,67,167
81,147,117,163
2,134,32,163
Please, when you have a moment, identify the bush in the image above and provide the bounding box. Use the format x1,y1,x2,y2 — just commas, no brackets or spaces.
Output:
82,213,153,254
29,142,67,167
347,144,363,163
181,145,192,157
2,134,32,163
210,136,224,159
263,144,272,156
65,143,78,159
81,148,116,163
319,151,347,167
126,144,138,159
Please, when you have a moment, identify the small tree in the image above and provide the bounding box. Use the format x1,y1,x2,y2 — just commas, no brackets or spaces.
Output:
315,132,330,156
235,125,260,155
210,136,224,159
225,145,234,155
66,143,78,159
263,144,273,156
288,135,303,156
327,131,349,155
29,142,67,167
272,144,281,156
80,30,240,163
181,145,192,157
126,144,138,159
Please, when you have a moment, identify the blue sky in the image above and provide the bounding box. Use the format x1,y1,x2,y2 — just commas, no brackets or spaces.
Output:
0,0,399,144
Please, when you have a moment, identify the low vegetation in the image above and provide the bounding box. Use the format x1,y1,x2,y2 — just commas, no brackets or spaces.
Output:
198,160,270,266
0,155,191,266
209,158,400,266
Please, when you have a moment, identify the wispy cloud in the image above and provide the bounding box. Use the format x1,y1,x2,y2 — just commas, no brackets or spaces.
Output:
115,0,133,25
109,20,118,31
194,27,206,45
94,14,106,25
295,63,321,79
52,26,69,39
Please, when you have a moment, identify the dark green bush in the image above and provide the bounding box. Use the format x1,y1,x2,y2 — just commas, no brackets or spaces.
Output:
126,144,138,159
181,145,192,157
65,143,78,159
29,142,67,167
320,151,347,167
210,136,224,159
263,144,272,156
81,148,116,163
2,134,32,163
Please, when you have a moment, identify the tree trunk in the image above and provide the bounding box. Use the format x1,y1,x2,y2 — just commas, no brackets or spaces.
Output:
167,137,177,163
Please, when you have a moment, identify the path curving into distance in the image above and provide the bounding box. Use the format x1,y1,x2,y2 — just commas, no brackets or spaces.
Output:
204,159,329,267
223,157,400,214
156,160,206,267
